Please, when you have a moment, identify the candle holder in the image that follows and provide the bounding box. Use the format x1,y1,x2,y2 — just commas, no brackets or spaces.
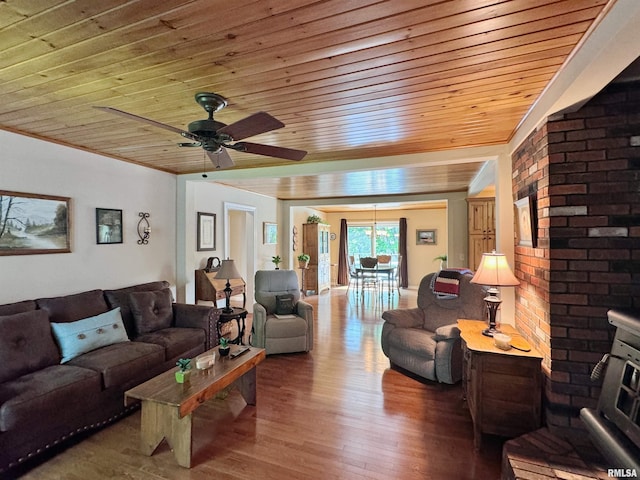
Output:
137,212,151,245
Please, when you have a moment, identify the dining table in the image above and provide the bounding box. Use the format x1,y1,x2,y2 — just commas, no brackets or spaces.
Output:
354,263,397,299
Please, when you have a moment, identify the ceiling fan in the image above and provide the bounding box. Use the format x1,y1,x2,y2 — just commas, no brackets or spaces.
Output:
95,92,307,169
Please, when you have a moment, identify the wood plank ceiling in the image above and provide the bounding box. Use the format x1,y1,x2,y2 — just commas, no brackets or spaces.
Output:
0,0,611,200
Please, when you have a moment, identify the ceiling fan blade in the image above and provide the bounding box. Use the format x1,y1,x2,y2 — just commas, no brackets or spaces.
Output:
94,106,198,140
235,141,307,161
217,111,284,141
206,148,235,169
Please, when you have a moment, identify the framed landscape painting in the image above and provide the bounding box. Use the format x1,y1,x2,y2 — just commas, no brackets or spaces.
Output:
416,229,437,245
0,190,71,255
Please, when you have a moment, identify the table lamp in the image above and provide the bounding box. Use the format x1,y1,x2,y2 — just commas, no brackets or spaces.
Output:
470,251,520,337
214,259,241,313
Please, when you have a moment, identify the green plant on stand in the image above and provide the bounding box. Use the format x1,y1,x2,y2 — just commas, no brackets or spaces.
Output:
306,214,323,224
219,336,230,357
434,254,448,270
297,253,310,268
271,255,282,269
175,358,191,383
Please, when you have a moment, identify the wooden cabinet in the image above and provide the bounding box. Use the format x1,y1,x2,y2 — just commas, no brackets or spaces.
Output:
467,197,495,270
302,222,331,294
458,319,542,450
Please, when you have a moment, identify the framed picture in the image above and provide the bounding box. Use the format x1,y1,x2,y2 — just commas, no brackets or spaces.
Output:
197,212,216,251
96,208,123,244
515,195,536,247
0,190,71,255
263,222,278,245
416,229,437,245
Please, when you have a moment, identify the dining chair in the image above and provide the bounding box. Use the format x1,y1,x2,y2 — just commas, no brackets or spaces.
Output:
376,255,393,292
390,254,403,297
359,257,379,296
345,256,359,296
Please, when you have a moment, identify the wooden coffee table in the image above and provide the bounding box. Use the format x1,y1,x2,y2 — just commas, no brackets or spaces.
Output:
124,345,266,468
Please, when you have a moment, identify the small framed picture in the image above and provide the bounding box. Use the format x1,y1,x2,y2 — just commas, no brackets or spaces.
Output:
197,212,216,251
96,208,123,244
515,195,536,247
263,222,277,245
416,229,437,245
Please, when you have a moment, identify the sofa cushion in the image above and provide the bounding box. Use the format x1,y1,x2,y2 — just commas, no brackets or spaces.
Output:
51,308,130,364
37,289,108,323
0,364,101,432
0,310,60,384
275,294,295,315
66,341,165,389
136,327,206,360
129,288,173,335
103,281,171,337
0,299,36,317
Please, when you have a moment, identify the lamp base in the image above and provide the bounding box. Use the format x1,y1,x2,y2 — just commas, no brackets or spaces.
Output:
483,289,502,337
222,283,233,314
482,326,501,337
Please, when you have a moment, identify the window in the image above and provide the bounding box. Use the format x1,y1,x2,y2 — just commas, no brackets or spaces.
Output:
347,222,399,257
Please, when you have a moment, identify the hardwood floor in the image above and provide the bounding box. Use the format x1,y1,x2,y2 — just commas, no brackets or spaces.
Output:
10,287,503,479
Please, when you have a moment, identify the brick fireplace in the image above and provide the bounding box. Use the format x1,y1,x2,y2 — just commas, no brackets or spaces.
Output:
511,80,640,439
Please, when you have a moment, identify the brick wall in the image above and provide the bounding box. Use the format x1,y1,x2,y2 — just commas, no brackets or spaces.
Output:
512,80,640,437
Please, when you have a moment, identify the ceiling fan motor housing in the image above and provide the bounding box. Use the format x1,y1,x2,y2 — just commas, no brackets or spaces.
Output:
188,119,226,135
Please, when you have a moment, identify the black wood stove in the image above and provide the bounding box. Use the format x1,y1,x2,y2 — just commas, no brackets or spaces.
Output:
581,309,640,471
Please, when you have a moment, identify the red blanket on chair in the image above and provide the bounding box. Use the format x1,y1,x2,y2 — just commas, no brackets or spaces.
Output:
431,269,473,297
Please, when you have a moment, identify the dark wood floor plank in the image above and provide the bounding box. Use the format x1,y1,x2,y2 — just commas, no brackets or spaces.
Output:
11,287,502,479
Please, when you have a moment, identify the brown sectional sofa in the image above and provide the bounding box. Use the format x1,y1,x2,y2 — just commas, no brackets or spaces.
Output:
0,280,219,473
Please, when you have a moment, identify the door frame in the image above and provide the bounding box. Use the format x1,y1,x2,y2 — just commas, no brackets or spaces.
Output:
223,202,257,301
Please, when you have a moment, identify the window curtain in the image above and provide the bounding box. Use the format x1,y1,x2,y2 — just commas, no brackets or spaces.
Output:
399,217,408,288
337,218,349,285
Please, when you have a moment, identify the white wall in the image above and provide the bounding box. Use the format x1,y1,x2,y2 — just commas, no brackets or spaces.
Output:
177,179,278,304
0,130,176,304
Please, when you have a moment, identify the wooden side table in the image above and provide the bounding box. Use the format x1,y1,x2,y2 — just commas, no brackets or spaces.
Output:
217,307,248,345
457,319,543,450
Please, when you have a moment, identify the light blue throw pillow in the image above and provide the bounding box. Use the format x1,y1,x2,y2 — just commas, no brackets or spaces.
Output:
51,307,130,363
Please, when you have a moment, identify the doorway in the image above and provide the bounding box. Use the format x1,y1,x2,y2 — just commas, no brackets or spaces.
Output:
223,202,256,303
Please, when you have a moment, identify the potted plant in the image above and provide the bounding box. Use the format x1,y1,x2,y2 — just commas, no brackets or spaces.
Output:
306,214,323,224
175,358,192,383
219,336,230,357
271,255,282,269
434,254,448,270
297,253,310,268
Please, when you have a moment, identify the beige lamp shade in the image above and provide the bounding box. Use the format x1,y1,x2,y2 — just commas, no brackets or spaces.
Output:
471,251,519,287
214,259,242,280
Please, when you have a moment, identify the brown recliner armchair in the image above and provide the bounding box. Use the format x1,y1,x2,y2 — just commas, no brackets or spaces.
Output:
381,272,486,384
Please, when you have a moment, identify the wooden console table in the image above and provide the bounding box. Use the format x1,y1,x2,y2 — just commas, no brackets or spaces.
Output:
195,269,246,308
458,319,542,450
